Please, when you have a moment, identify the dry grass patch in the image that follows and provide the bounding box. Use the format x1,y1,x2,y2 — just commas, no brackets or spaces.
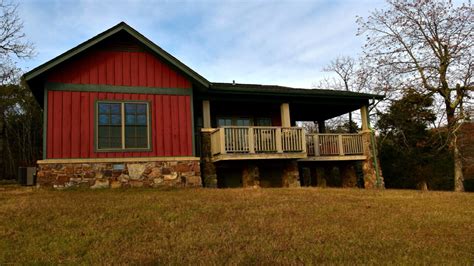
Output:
0,187,473,264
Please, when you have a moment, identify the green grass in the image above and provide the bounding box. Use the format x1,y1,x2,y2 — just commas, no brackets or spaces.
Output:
0,187,473,264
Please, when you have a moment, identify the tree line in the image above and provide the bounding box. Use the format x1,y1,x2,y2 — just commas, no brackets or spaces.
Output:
0,0,39,180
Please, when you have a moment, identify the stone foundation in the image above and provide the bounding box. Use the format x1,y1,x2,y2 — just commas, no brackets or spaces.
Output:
36,160,201,189
242,164,260,188
200,130,218,187
217,160,300,188
281,160,300,187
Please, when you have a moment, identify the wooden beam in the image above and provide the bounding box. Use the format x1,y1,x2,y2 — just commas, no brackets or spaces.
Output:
212,152,307,162
281,103,291,127
203,100,211,128
299,155,367,162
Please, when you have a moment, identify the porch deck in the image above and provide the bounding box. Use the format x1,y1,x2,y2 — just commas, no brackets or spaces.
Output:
207,127,366,162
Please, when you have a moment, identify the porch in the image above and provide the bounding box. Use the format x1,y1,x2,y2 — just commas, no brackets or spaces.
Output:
196,82,384,188
196,82,379,163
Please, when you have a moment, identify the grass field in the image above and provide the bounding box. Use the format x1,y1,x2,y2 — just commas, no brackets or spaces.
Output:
0,187,473,264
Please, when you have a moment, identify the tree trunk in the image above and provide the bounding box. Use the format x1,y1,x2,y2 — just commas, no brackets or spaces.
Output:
453,135,464,192
446,104,464,192
348,112,353,133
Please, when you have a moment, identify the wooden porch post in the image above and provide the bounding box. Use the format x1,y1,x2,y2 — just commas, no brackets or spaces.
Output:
219,128,226,155
281,103,291,127
360,105,369,131
203,100,211,128
248,127,255,153
275,128,283,153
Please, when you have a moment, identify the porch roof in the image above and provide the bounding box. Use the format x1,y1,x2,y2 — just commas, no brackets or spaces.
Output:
209,82,384,100
204,82,384,121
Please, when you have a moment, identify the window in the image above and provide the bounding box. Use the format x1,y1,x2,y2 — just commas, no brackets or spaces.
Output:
97,101,150,151
255,117,272,126
236,118,251,126
125,103,148,148
216,116,272,127
217,117,232,127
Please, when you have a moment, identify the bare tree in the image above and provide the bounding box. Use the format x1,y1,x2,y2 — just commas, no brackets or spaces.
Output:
357,0,473,191
323,56,357,132
0,0,34,179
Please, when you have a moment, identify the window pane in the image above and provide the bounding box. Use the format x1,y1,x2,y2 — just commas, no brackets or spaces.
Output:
99,103,110,114
110,137,122,148
98,138,109,149
126,115,136,125
125,125,148,148
111,114,121,125
125,137,135,148
136,137,147,148
110,126,121,138
125,103,137,114
136,126,147,136
236,118,250,126
136,115,147,125
110,104,121,114
125,127,134,137
256,118,272,126
217,118,232,127
136,104,147,114
98,127,109,137
98,125,121,149
99,115,109,125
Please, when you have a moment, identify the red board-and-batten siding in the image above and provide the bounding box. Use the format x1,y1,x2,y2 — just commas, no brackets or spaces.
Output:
46,49,193,159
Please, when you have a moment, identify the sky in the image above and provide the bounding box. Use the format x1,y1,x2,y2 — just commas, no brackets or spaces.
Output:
17,0,387,88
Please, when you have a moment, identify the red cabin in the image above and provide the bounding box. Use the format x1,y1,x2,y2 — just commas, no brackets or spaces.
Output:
25,22,384,189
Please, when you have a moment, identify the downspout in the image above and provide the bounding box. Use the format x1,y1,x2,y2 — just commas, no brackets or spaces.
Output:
367,98,382,188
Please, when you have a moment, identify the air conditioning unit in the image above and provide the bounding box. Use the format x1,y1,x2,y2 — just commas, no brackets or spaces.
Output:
18,167,37,186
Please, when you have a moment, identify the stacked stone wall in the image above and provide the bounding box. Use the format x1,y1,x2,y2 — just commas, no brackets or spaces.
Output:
36,160,201,189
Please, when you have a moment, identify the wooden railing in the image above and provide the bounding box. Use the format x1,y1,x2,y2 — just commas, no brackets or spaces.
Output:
306,133,364,157
210,126,306,155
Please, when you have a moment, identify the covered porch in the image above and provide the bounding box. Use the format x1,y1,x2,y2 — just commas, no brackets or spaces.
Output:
198,86,374,162
195,82,384,188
